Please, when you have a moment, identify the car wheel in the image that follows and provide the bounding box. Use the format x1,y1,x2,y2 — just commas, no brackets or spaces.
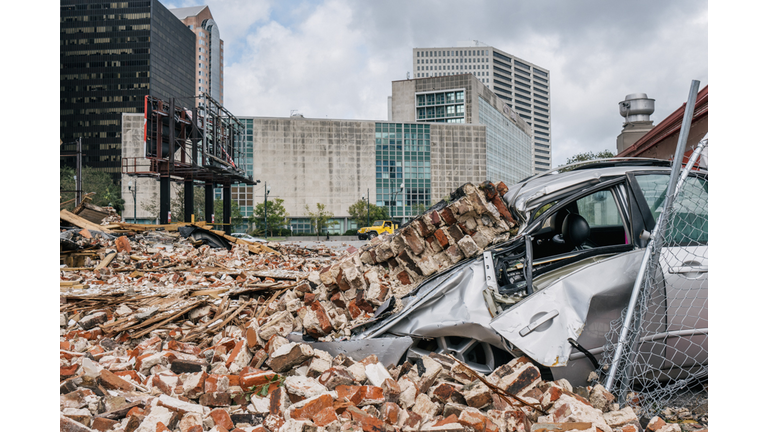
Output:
406,336,505,375
357,235,366,240
367,232,378,240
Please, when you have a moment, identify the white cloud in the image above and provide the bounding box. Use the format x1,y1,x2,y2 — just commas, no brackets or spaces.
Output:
201,0,708,165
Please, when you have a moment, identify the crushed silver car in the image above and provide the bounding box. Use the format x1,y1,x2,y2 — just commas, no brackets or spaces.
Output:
302,158,708,388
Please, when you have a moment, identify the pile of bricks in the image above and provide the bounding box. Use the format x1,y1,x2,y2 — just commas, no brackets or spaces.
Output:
61,310,657,432
60,180,707,432
304,181,518,338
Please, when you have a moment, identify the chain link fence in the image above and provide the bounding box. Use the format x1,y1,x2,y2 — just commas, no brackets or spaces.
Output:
601,136,708,420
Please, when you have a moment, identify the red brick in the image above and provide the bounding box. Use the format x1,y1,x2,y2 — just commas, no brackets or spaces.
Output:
305,301,333,338
433,414,460,427
318,367,355,390
401,226,425,255
429,211,442,227
330,291,346,308
336,385,364,405
100,369,135,391
458,410,500,432
433,229,450,249
382,402,400,425
225,340,246,368
347,299,363,319
396,271,411,285
290,393,334,420
245,326,260,349
126,406,147,418
346,406,392,432
209,408,234,430
167,340,202,356
312,406,339,427
91,417,119,432
116,235,131,253
136,336,162,354
440,207,457,225
240,370,279,389
199,392,231,407
495,181,509,196
60,364,79,377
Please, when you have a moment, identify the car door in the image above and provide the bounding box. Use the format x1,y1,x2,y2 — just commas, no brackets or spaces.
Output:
489,183,645,370
631,172,708,376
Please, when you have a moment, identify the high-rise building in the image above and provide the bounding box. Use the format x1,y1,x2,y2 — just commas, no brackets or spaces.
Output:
60,0,196,176
170,5,224,105
412,41,552,173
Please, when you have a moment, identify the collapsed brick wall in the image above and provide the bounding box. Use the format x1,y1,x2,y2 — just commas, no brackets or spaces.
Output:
299,181,517,341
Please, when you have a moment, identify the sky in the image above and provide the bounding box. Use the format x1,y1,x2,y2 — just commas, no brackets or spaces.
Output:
163,0,708,166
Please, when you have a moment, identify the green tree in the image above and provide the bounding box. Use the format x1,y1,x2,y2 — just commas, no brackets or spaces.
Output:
252,198,290,236
304,203,334,239
347,199,389,228
564,150,616,166
60,166,125,212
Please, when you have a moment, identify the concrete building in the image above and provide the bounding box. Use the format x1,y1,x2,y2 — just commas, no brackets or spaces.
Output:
412,41,552,174
390,74,533,187
119,74,533,232
60,0,196,177
238,116,488,234
170,5,224,104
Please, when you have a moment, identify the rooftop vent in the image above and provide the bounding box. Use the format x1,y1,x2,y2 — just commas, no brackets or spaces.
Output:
619,93,655,124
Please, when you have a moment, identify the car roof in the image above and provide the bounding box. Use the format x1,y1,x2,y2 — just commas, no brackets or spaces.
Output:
503,158,705,220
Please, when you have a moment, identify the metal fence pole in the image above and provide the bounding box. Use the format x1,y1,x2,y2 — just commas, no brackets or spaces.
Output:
604,80,700,391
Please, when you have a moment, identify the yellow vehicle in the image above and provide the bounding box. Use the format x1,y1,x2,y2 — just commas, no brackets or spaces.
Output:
357,220,398,240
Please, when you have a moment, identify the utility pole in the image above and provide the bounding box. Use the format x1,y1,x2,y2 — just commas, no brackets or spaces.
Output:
264,183,270,237
75,137,82,204
366,188,370,227
128,180,137,223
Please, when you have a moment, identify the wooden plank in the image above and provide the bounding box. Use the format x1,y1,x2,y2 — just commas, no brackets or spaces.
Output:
189,288,230,297
130,301,204,339
94,251,117,270
60,209,114,233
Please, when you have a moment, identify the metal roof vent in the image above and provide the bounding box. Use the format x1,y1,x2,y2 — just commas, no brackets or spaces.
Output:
619,93,655,124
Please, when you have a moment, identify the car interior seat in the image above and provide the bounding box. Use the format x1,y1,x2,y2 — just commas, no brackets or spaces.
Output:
562,213,592,250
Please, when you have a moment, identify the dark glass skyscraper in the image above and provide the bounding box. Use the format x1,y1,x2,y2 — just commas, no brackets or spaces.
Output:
60,0,196,176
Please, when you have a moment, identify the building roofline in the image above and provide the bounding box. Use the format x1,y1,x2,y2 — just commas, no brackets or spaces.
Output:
618,85,708,157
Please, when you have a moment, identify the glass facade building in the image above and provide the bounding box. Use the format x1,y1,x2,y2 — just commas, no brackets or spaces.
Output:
375,123,432,220
478,97,533,185
60,0,196,176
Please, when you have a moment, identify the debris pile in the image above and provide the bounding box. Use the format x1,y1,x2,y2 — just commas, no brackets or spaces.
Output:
61,308,657,432
306,181,518,339
60,181,707,432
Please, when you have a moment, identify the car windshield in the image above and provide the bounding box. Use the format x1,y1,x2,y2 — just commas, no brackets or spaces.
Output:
373,220,385,225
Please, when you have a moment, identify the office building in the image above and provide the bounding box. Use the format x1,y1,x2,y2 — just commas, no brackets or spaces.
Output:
412,41,552,173
170,5,224,104
60,0,196,176
390,74,533,187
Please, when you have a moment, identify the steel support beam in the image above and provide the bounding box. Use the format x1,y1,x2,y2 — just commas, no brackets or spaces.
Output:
205,183,215,224
223,185,232,235
184,180,195,222
159,176,171,224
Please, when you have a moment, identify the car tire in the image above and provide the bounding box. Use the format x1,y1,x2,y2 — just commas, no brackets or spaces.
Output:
405,336,511,375
367,232,378,240
357,235,366,240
